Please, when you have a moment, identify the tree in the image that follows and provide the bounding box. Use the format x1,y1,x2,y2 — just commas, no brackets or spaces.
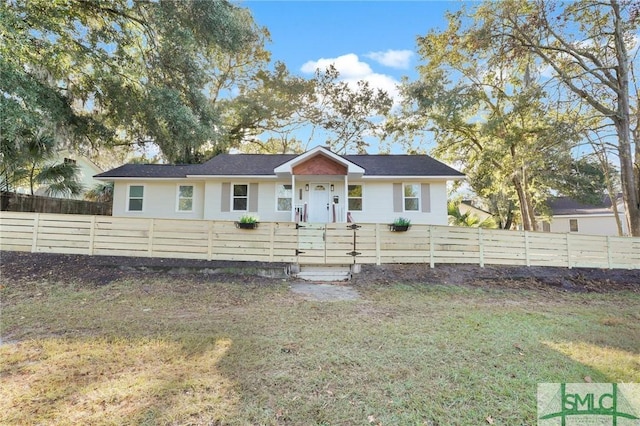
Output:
312,66,393,154
1,0,262,163
391,8,581,231
469,0,639,235
221,63,394,155
0,129,82,196
220,62,317,154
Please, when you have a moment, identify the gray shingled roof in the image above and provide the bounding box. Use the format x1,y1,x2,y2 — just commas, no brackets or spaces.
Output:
95,152,464,178
195,154,297,175
548,196,618,215
95,164,200,178
343,155,463,176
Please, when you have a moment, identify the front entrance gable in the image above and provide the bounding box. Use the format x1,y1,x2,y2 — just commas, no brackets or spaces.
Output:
274,146,365,177
292,155,347,175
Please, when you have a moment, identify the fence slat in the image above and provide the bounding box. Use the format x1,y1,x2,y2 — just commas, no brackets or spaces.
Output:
1,212,639,269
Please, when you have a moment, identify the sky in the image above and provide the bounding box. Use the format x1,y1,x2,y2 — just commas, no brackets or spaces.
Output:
243,1,465,104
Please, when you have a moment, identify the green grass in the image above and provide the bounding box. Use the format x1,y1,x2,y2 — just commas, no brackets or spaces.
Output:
1,276,639,425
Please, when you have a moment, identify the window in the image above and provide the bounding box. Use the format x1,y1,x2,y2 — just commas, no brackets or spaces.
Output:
232,184,248,211
348,184,363,211
277,184,292,211
128,185,144,211
569,219,578,232
177,185,193,212
403,183,420,211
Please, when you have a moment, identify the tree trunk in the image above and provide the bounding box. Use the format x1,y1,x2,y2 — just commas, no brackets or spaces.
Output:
612,0,639,235
513,175,534,231
615,120,640,236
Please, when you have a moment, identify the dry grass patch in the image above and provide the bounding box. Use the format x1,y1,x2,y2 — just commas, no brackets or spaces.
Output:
1,337,237,425
1,274,639,425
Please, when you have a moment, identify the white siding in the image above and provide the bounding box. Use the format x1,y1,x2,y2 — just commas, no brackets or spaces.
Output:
345,181,448,225
113,179,450,225
112,180,204,219
549,214,627,236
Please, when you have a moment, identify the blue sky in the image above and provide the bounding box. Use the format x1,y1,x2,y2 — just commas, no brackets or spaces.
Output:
243,1,466,104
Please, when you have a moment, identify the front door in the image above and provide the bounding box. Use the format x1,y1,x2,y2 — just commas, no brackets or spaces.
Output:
307,183,330,223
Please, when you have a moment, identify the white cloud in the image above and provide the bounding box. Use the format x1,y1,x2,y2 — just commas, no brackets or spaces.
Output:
300,53,401,104
365,49,413,69
301,53,372,79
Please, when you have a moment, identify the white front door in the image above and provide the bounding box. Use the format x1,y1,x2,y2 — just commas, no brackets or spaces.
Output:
308,183,330,222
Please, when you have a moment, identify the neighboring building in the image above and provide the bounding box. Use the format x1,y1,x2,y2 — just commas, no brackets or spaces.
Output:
27,150,104,200
458,200,494,223
540,195,628,236
95,146,464,224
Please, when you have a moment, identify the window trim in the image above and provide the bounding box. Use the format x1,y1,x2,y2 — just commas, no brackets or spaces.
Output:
347,184,364,212
402,182,420,212
276,183,292,212
569,219,578,232
126,184,145,213
231,183,249,212
176,184,194,213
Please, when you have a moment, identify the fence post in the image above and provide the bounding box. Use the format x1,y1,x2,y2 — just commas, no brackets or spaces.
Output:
269,222,275,262
88,216,96,255
566,233,572,269
207,221,214,261
429,226,435,268
375,223,381,265
478,227,484,267
31,213,40,253
147,219,154,257
606,235,612,269
524,231,531,267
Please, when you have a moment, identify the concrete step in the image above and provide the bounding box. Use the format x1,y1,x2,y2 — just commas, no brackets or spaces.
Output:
295,265,352,282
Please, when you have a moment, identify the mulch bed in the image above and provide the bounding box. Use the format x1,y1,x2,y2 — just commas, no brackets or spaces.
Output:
1,250,638,293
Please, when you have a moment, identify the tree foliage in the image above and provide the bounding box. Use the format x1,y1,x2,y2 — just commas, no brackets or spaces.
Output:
0,130,82,196
221,62,316,154
391,0,638,234
225,64,393,154
466,0,639,235
311,66,393,154
1,0,261,163
392,7,582,230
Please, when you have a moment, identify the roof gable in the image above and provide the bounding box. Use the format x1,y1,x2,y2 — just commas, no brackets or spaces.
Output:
292,154,348,175
274,146,364,175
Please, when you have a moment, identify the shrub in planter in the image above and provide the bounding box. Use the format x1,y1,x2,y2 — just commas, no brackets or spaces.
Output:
389,217,411,231
235,214,259,229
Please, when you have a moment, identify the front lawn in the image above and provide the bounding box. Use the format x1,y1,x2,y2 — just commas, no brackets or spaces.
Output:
1,275,638,425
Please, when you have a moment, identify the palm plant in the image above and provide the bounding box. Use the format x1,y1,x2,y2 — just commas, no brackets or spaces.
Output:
1,129,83,197
84,182,114,203
448,201,497,228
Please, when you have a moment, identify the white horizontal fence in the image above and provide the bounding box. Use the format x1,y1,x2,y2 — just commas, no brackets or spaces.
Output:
1,212,638,269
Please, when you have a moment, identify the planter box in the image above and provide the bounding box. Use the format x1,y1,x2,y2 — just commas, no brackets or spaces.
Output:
235,222,259,229
389,224,410,232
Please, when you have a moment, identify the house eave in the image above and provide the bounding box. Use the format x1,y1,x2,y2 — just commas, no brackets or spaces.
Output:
360,175,465,180
550,213,617,218
94,176,189,181
185,175,278,179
